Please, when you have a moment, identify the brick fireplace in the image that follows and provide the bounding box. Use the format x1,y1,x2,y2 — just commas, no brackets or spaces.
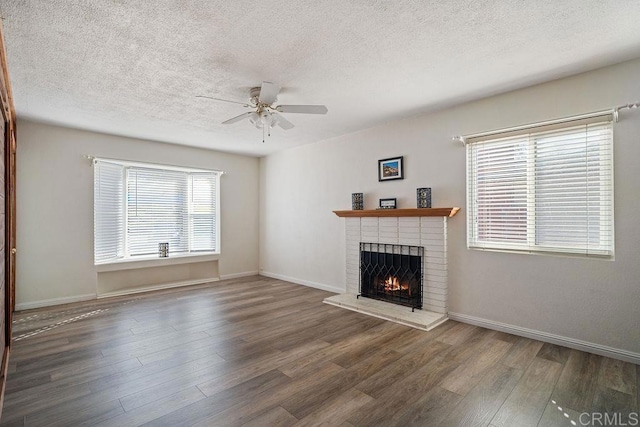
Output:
325,208,459,330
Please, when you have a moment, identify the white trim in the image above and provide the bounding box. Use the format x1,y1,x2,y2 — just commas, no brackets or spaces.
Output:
16,294,97,311
448,312,640,365
97,278,219,299
219,271,259,280
259,271,345,294
95,253,219,272
16,275,229,310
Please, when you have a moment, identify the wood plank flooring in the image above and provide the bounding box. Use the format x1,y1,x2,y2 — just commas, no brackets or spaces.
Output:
0,276,637,426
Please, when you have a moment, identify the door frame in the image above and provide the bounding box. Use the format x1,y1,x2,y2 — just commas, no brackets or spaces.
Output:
0,19,16,416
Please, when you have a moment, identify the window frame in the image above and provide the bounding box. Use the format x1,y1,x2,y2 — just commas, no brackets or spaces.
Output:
94,158,221,265
466,119,614,258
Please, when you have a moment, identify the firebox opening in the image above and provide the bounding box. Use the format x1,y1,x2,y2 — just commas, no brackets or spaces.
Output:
359,243,424,311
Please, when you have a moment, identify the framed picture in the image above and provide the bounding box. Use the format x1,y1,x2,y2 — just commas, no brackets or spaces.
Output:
379,198,397,209
378,156,404,181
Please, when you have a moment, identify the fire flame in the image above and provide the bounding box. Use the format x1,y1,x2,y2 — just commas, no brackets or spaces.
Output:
384,276,400,291
383,276,408,292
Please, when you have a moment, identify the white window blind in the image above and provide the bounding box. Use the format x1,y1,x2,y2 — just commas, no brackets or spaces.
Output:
94,159,220,264
94,161,125,262
126,168,189,257
189,174,218,252
467,119,613,257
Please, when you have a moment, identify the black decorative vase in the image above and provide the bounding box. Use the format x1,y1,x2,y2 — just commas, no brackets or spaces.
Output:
352,193,364,210
158,242,169,257
417,188,431,208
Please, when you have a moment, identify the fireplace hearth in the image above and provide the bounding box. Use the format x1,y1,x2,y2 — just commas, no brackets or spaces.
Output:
359,242,424,311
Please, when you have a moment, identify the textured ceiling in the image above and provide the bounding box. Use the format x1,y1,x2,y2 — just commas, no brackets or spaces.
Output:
2,1,640,157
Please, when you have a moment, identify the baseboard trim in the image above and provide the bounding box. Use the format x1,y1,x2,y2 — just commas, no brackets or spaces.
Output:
15,276,233,310
259,271,345,294
97,278,219,299
16,294,97,311
219,271,259,280
448,312,640,365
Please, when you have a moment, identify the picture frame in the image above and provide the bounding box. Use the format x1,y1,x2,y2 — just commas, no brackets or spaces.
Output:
378,156,404,181
379,198,397,209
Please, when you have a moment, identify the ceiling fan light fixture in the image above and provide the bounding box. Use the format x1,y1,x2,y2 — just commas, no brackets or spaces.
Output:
260,111,273,127
199,81,328,139
248,111,261,128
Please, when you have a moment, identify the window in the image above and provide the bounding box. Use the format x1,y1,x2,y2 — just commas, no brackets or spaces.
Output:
467,118,613,257
94,159,221,264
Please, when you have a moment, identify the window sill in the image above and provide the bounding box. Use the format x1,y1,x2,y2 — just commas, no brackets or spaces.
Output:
95,252,220,272
468,245,613,260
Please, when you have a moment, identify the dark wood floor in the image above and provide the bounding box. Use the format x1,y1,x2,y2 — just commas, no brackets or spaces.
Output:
0,276,637,426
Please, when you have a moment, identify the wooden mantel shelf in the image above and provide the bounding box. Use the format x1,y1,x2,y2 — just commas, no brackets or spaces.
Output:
333,207,460,218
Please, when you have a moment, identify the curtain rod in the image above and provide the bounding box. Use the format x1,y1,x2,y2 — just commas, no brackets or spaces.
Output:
452,101,639,145
86,155,225,175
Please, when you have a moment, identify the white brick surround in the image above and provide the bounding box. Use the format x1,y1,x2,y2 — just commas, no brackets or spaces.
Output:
345,216,448,314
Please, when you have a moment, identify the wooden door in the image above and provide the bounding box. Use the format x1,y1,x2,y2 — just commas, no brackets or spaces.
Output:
0,20,15,416
0,116,5,358
0,98,6,413
7,126,14,315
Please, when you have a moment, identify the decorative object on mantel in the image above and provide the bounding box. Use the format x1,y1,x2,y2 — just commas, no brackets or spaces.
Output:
417,187,432,208
378,156,404,181
351,193,363,210
378,198,397,209
158,242,169,257
333,207,460,218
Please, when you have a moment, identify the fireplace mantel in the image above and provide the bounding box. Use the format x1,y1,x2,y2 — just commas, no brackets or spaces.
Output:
333,207,460,218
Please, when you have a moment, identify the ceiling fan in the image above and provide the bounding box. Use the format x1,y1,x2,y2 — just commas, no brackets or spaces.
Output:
197,81,328,142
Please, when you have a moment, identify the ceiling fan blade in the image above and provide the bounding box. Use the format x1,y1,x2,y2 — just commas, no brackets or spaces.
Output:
276,105,328,114
196,95,250,107
273,113,294,130
222,112,252,125
258,81,280,105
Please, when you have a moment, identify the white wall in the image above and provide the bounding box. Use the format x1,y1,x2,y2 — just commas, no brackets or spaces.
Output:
17,121,259,307
260,58,640,356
